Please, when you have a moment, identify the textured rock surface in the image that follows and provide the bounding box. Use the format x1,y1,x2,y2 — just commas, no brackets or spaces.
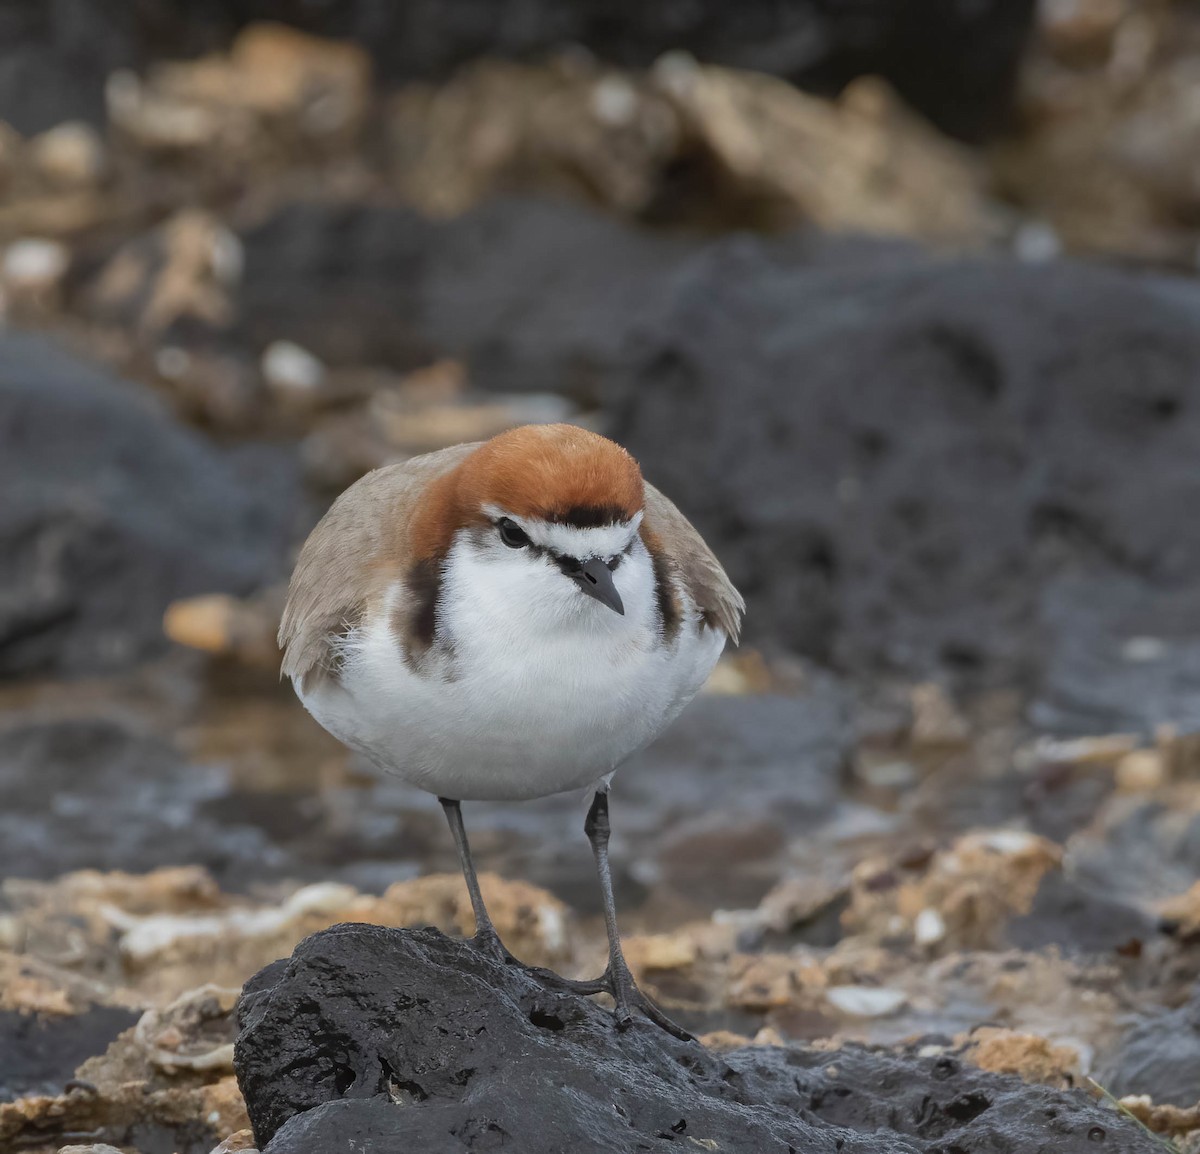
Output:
0,334,301,677
234,923,1158,1153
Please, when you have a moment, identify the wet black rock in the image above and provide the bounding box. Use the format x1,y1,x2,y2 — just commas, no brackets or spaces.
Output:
0,333,300,677
0,716,288,884
229,198,1200,731
0,1005,138,1101
1098,987,1200,1108
0,689,847,908
1,1,1032,139
234,922,1158,1153
1006,872,1158,956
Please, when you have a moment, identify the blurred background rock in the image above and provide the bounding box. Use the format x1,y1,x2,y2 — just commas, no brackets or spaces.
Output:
3,2,1200,1152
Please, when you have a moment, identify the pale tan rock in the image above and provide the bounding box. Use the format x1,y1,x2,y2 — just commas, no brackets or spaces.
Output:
700,650,773,696
109,23,369,154
163,589,283,668
727,952,826,1011
909,683,971,749
1159,880,1200,939
88,209,238,335
843,830,1062,952
1,866,572,1016
1157,725,1200,780
388,57,678,218
0,119,23,185
1114,1094,1200,1138
753,873,849,934
211,1130,259,1153
385,56,991,243
964,1026,1081,1088
226,22,371,131
28,121,106,186
699,1028,754,1051
623,933,698,977
1115,748,1166,792
658,65,991,242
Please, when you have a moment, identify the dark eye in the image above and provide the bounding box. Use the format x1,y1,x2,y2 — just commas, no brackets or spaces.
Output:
497,517,529,549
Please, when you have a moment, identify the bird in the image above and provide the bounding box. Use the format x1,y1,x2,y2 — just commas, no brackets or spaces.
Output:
278,423,744,1036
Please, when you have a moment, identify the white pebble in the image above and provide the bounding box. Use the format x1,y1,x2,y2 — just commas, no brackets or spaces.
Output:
1122,636,1166,663
652,50,700,97
914,907,947,945
1014,221,1062,264
262,340,325,392
155,346,191,379
591,76,638,126
2,238,69,288
826,985,907,1018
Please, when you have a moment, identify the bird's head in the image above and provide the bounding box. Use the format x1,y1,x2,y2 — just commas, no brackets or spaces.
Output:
412,424,650,629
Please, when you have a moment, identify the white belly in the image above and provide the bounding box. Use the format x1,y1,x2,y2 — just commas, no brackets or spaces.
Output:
296,570,725,802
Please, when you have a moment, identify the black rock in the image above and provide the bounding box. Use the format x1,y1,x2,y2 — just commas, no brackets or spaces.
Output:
0,1,1032,140
0,716,270,884
234,922,1159,1153
231,198,694,383
0,333,301,677
1006,872,1158,956
0,1005,138,1102
1098,988,1200,1108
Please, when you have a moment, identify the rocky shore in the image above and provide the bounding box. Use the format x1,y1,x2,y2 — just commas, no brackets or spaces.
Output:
3,4,1200,1152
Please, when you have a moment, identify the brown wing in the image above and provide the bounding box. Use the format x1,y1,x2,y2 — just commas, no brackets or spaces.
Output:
642,482,745,643
278,442,479,690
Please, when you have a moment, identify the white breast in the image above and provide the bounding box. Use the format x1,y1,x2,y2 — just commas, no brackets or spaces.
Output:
295,536,725,801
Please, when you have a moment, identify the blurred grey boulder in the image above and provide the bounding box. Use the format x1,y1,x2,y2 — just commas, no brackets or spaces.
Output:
0,334,301,676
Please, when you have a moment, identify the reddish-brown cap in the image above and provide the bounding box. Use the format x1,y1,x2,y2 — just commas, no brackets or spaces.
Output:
411,424,645,560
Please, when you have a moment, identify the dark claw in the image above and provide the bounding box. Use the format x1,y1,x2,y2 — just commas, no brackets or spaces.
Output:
528,964,694,1041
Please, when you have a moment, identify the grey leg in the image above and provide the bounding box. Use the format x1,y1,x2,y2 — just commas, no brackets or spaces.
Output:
440,797,515,963
581,789,693,1040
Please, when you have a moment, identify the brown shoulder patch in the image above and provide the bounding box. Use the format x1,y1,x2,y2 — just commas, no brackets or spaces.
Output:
392,556,442,667
641,525,682,643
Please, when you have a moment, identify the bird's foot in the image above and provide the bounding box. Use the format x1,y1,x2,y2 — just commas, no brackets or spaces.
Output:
470,926,520,966
531,961,693,1041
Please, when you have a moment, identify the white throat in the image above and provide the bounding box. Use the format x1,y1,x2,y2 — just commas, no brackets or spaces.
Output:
439,521,658,649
